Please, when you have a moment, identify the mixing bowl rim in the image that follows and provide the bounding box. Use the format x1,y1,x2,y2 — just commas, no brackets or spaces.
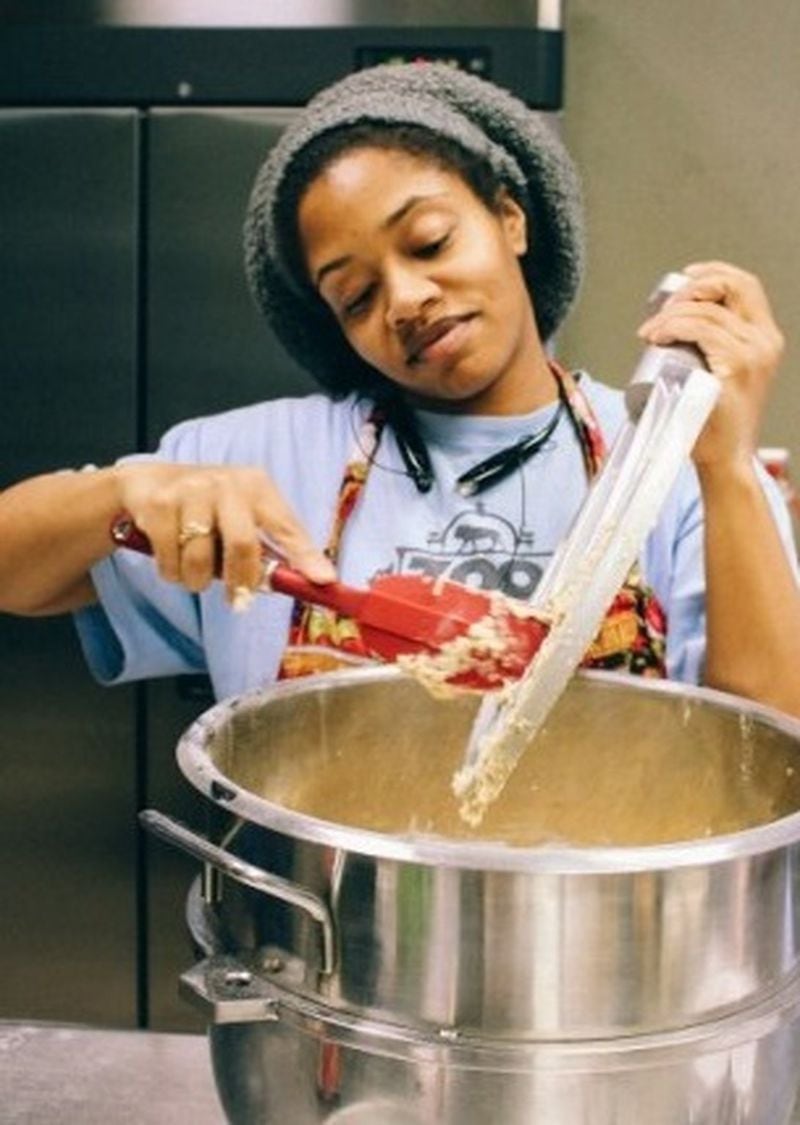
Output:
176,666,800,874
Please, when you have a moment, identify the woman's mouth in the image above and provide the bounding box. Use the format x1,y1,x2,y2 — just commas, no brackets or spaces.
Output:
405,315,475,366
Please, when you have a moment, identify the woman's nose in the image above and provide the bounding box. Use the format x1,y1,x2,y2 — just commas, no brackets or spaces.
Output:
384,264,440,328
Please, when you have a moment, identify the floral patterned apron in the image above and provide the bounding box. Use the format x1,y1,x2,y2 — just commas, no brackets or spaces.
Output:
277,362,667,682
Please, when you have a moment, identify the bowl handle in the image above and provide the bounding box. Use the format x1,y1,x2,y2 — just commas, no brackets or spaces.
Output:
140,808,336,977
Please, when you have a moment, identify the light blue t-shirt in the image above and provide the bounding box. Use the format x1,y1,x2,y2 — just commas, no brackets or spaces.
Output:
74,374,796,701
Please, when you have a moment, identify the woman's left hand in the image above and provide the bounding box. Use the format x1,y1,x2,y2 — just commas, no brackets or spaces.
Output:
637,260,785,468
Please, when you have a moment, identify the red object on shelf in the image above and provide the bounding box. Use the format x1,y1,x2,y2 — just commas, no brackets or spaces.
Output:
758,448,800,525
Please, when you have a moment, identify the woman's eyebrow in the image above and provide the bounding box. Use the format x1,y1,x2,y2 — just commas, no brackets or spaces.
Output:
314,191,449,290
382,191,447,231
315,255,351,290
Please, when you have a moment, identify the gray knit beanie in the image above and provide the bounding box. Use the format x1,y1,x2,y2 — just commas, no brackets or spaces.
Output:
244,62,584,396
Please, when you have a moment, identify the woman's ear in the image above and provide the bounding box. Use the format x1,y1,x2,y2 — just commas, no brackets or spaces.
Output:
496,188,528,257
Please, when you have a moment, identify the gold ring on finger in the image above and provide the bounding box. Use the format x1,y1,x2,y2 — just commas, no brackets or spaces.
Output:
178,521,213,547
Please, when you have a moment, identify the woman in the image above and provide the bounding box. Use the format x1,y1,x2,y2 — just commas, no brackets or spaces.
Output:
0,63,798,714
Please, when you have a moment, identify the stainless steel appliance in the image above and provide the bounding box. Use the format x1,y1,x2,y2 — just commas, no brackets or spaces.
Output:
0,0,564,1031
145,668,800,1124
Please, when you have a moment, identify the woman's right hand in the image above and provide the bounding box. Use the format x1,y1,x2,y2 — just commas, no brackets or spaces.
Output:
114,461,336,602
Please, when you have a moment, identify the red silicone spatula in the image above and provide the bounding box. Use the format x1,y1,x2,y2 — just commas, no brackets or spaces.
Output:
109,514,549,691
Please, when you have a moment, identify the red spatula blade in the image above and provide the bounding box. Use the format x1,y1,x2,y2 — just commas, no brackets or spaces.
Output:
110,515,549,690
356,574,550,688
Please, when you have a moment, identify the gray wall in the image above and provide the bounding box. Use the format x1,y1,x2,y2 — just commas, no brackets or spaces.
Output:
561,0,800,464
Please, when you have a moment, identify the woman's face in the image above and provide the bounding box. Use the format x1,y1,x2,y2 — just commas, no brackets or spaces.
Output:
297,147,550,415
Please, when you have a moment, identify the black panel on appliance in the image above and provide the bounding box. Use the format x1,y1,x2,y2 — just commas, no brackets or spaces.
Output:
0,26,563,109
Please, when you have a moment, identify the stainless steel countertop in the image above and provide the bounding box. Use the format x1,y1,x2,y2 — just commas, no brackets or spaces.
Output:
0,1021,225,1124
4,1020,800,1124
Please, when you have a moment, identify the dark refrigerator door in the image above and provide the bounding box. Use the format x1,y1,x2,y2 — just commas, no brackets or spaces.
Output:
147,108,315,440
144,108,315,1029
0,110,140,1025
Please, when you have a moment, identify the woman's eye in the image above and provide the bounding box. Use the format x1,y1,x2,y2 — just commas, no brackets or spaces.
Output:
415,234,450,259
342,285,375,318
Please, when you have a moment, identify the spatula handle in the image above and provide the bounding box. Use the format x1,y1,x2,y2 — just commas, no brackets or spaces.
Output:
109,513,153,555
109,513,364,618
262,560,364,617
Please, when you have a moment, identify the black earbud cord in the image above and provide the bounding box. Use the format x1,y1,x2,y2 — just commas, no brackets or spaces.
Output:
351,374,567,497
